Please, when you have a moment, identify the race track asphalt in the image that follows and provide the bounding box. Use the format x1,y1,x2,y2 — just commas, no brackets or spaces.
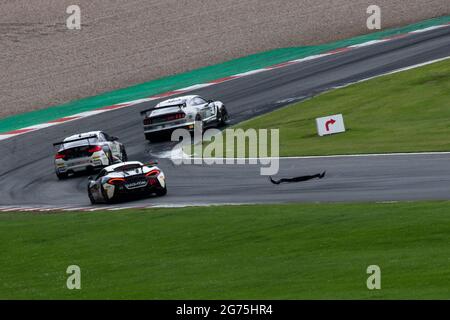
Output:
1,26,449,207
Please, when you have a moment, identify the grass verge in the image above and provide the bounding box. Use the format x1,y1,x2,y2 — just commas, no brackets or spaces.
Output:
231,58,450,156
1,201,449,299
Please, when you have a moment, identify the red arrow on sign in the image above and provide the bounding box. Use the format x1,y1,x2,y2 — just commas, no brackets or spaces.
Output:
325,119,336,131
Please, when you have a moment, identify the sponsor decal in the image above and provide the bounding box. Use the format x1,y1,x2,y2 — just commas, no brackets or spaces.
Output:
125,180,148,189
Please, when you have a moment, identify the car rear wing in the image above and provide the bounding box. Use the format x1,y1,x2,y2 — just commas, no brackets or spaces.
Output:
52,135,98,147
140,103,186,116
112,160,159,172
145,160,159,167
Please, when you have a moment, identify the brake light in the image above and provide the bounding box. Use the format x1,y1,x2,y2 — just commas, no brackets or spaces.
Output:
145,169,160,177
166,113,185,121
55,152,65,159
88,145,103,153
144,113,185,125
107,178,125,185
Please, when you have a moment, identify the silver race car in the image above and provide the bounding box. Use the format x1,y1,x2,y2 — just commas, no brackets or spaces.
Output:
140,95,229,141
87,161,167,204
53,131,128,179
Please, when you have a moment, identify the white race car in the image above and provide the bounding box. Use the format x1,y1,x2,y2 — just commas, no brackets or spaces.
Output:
140,95,229,141
87,161,167,204
53,131,128,179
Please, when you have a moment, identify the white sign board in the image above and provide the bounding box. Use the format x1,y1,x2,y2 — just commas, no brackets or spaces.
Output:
316,114,346,136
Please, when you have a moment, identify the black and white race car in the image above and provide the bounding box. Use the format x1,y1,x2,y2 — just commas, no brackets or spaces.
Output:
87,161,167,204
140,95,229,141
53,131,128,179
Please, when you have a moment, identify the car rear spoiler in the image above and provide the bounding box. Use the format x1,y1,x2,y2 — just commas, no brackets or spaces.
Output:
112,160,159,172
140,103,186,116
52,135,98,147
145,160,159,166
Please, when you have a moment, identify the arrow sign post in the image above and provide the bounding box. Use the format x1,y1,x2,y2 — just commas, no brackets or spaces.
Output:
316,114,345,136
325,118,336,131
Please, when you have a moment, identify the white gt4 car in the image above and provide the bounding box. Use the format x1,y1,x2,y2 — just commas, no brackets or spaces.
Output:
53,131,128,179
87,161,167,204
140,95,229,141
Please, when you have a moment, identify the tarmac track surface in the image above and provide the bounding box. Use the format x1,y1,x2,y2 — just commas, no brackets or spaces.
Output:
0,26,449,207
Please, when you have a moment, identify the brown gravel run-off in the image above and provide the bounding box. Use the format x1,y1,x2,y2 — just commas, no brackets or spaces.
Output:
0,0,449,118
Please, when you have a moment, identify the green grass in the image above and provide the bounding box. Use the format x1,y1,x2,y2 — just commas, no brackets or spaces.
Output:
1,201,450,299
233,58,450,156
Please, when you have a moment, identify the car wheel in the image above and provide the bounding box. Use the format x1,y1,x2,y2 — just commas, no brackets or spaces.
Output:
56,172,68,180
218,107,229,127
88,187,96,205
155,185,167,197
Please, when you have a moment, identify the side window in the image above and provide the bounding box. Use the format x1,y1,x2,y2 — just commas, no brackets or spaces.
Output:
100,132,111,142
192,97,207,106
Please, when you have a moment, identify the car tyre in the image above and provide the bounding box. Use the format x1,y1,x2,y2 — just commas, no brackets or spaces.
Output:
88,187,96,205
56,172,68,180
145,133,153,141
155,185,167,197
218,106,229,127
